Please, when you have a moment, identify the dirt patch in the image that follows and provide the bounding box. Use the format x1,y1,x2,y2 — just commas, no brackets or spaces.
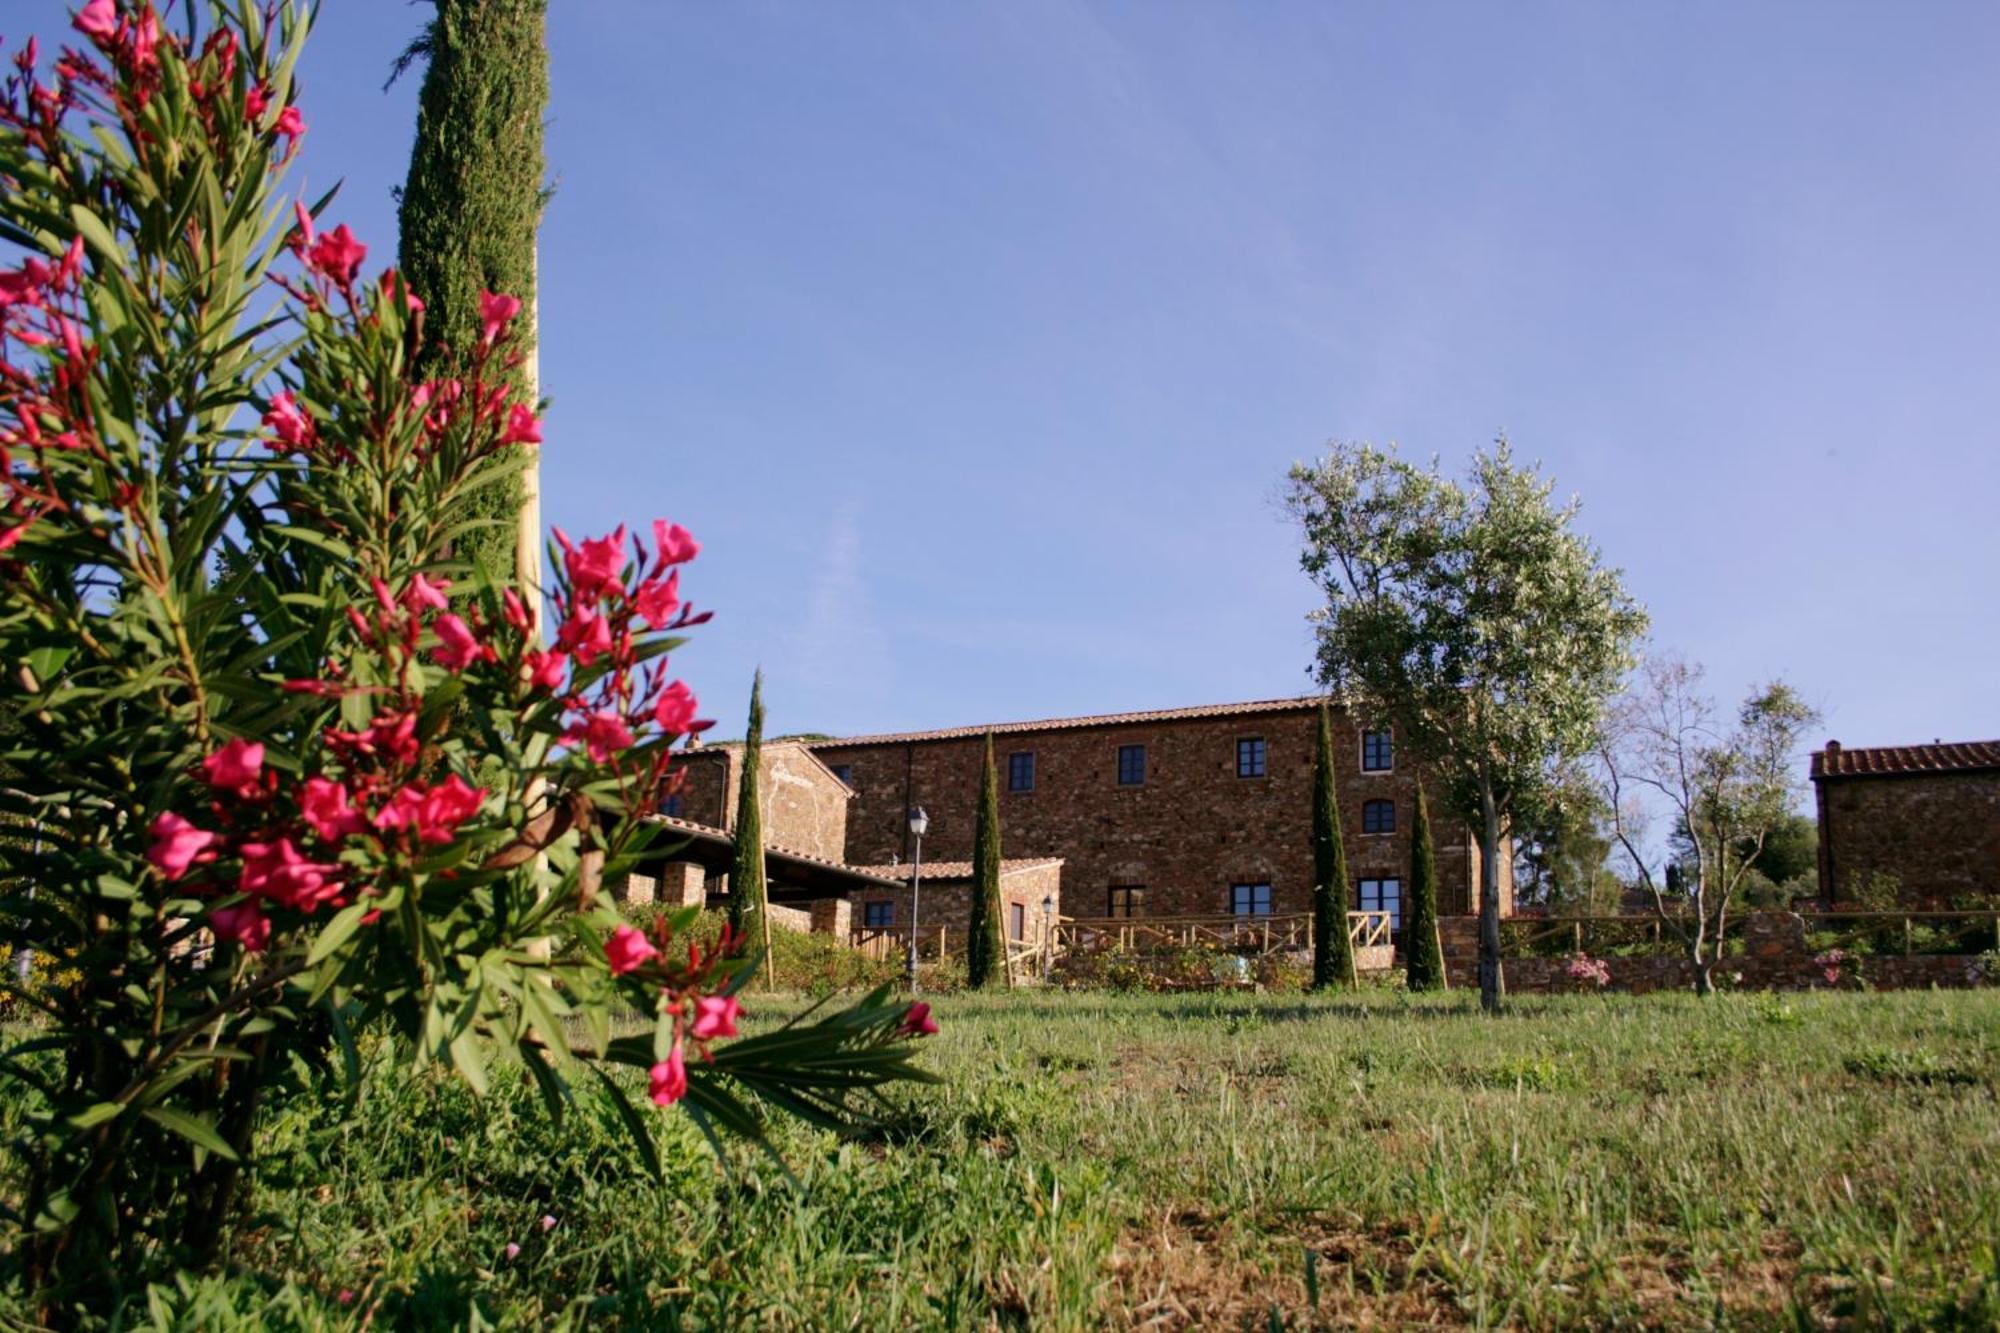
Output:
1105,1209,1465,1329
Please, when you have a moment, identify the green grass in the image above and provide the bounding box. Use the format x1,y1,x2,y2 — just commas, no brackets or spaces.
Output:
8,988,2000,1328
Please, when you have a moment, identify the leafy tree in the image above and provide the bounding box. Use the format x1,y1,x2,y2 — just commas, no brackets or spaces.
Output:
395,0,546,591
1403,787,1447,990
0,7,933,1302
966,734,1008,989
727,671,770,982
1513,763,1621,914
1288,440,1647,1011
1311,703,1357,990
1598,655,1820,994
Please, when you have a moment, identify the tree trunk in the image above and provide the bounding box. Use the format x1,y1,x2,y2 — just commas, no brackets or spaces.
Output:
1478,783,1504,1013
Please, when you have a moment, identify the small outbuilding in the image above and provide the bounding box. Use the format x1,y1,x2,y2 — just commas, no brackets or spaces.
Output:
1811,738,2000,906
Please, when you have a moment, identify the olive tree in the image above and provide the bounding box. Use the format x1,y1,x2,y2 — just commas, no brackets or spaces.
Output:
1286,439,1646,1011
1597,655,1819,995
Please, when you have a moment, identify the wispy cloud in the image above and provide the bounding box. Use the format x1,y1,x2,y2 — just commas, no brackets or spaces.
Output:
780,501,894,731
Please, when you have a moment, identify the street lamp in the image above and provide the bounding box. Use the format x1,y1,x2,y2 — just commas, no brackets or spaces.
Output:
905,806,928,992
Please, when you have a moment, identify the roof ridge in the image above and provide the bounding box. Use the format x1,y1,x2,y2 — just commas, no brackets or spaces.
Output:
810,694,1334,749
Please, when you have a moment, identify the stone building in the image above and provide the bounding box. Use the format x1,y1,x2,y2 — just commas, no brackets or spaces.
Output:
848,857,1065,951
670,739,852,864
1812,738,2000,906
810,696,1504,925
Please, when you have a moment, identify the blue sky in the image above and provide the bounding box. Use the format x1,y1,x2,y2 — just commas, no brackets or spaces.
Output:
263,3,1999,744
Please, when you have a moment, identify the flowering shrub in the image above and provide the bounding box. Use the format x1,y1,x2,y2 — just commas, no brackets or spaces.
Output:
1564,953,1612,989
1814,948,1850,987
0,2,933,1299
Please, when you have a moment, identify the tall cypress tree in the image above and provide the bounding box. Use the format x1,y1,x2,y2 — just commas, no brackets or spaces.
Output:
395,0,547,589
1312,703,1357,990
728,673,769,981
966,735,1008,989
1404,785,1448,991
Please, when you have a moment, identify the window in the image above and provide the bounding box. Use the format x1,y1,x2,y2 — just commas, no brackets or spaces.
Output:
660,793,683,818
1009,902,1026,941
1008,751,1035,793
1231,882,1273,916
1362,799,1395,835
1362,728,1393,772
862,900,895,929
1236,736,1266,778
1108,885,1146,918
1117,744,1146,786
1358,877,1402,930
830,764,854,787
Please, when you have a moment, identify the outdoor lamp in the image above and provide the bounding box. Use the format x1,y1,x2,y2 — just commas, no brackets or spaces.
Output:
905,807,928,992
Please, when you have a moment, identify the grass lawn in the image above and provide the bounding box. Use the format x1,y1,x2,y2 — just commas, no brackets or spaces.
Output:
12,987,2000,1328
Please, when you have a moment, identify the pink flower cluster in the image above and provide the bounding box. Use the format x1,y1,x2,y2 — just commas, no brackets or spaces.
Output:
1564,953,1612,989
603,920,940,1109
549,520,713,775
1814,948,1846,986
0,230,89,551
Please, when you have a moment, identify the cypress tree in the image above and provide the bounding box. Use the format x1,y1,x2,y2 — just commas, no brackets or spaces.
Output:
1404,785,1448,990
395,0,548,589
967,734,1008,989
1312,703,1357,990
728,673,770,983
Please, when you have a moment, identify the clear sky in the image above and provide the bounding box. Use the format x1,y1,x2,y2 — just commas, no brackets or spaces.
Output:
219,2,2000,743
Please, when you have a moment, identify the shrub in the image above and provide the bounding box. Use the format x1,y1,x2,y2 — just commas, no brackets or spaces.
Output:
0,4,932,1304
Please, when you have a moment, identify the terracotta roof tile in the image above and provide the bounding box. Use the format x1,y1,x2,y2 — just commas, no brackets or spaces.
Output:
1812,739,2000,779
810,695,1333,749
848,857,1064,882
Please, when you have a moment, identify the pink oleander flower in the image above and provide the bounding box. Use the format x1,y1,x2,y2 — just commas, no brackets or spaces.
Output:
649,1042,688,1106
244,84,269,119
431,613,489,671
375,775,485,845
898,1002,939,1038
272,104,304,143
653,680,700,735
239,837,343,911
307,224,366,286
209,900,270,953
202,737,264,795
503,1242,522,1261
74,0,117,41
691,993,741,1041
299,776,367,842
502,588,533,632
502,402,541,446
260,390,314,451
146,811,216,881
479,289,521,344
326,710,420,766
605,925,659,976
540,1214,557,1232
632,571,680,629
555,525,626,603
405,573,451,611
554,606,612,665
563,709,634,763
524,648,568,691
378,268,423,313
652,520,699,567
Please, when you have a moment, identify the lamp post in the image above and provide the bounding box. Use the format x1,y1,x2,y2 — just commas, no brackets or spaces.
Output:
905,806,928,993
1040,894,1055,981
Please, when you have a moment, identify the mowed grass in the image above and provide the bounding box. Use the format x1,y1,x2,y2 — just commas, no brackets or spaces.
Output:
16,988,2000,1328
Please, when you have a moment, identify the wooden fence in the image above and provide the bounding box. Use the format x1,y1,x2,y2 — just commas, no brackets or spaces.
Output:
1051,910,1391,960
1495,909,2000,960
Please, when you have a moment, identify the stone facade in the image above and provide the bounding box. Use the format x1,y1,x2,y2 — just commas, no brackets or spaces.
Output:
848,859,1065,952
1812,739,2000,908
813,698,1506,924
673,739,854,864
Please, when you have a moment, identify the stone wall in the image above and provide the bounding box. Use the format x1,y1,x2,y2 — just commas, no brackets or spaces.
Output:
1439,911,1993,993
1816,770,2000,907
848,861,1065,951
815,706,1504,922
674,740,852,862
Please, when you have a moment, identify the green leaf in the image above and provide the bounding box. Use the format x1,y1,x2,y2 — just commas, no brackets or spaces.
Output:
587,1062,664,1185
67,1101,123,1131
67,204,126,273
141,1107,239,1161
307,899,373,965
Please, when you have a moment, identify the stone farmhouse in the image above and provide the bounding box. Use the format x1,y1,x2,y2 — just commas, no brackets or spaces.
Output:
1812,737,2000,907
634,696,1508,948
